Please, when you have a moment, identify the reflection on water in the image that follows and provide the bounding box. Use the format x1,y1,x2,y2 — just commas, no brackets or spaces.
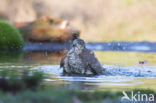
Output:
0,51,156,91
95,51,156,66
0,51,24,62
0,51,65,65
22,51,66,65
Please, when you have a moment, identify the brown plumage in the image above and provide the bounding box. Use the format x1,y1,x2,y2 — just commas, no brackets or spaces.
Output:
60,39,104,76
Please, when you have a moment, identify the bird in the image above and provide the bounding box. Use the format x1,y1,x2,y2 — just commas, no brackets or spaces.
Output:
60,38,104,76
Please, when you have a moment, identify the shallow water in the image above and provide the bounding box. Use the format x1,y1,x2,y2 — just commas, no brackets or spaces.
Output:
0,49,156,91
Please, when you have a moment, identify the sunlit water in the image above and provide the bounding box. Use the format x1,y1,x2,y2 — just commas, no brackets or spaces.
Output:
0,48,156,91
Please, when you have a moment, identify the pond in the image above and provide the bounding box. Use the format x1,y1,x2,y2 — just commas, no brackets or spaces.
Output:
0,42,156,92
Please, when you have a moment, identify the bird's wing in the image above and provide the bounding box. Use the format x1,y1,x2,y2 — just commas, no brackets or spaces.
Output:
83,50,103,74
60,55,66,68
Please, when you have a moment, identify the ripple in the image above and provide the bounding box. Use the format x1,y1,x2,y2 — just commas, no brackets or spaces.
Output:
32,65,156,78
131,46,151,51
1,64,156,89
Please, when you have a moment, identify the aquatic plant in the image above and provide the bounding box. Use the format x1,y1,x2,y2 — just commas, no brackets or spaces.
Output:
0,86,155,103
0,20,24,50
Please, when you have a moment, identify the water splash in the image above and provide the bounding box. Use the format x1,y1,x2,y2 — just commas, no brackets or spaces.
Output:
32,65,156,77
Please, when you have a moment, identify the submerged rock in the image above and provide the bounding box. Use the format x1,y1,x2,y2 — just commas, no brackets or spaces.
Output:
60,39,104,76
14,16,80,42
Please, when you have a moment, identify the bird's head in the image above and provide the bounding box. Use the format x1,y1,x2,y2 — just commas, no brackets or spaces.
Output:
72,39,86,52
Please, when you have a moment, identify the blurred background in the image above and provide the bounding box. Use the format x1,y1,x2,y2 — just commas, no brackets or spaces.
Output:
0,0,156,42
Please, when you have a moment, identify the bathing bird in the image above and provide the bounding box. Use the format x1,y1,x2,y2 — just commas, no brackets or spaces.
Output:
60,38,104,76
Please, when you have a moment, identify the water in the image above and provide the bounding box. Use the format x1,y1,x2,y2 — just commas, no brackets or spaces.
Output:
24,41,156,52
0,42,156,91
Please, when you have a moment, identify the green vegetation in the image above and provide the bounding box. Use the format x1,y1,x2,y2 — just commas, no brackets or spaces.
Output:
0,68,44,92
0,87,119,103
0,20,24,50
0,86,155,103
0,68,155,103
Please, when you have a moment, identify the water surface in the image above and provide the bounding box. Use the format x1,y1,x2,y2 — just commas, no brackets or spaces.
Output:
0,49,156,91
